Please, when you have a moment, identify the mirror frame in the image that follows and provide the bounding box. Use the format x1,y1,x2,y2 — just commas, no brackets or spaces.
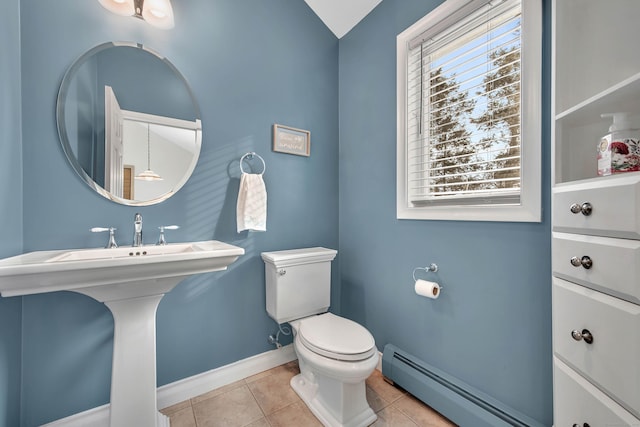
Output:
56,41,202,206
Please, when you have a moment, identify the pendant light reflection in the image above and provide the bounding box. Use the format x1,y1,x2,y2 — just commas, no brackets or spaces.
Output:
136,123,163,182
98,0,174,29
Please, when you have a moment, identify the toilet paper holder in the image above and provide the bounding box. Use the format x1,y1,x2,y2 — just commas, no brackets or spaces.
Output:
412,263,439,281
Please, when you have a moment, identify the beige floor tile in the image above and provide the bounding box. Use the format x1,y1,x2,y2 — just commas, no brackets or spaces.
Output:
392,394,457,427
270,360,301,377
162,361,456,427
160,399,191,416
371,406,418,427
245,417,271,427
247,367,300,415
193,385,264,427
267,401,323,427
281,360,300,374
366,371,406,404
366,385,390,413
165,406,197,427
191,380,246,405
244,369,274,384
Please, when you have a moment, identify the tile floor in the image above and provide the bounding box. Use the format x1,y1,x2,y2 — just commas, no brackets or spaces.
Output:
160,360,457,427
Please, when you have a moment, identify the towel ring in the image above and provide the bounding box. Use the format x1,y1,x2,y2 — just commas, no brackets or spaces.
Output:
240,152,266,175
412,263,438,281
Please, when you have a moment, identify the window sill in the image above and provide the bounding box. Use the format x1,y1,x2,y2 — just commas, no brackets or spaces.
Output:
396,203,541,222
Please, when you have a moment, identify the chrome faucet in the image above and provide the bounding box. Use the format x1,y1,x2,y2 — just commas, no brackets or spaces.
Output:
133,213,143,247
91,227,118,248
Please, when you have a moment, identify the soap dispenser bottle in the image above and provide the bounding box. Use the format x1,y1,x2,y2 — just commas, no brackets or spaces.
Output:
598,112,640,176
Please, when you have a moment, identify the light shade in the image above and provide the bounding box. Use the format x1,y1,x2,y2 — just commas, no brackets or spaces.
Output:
98,0,174,30
98,0,135,16
142,0,175,29
135,169,163,181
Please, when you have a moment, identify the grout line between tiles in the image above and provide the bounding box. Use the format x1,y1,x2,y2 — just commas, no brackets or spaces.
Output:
245,378,269,420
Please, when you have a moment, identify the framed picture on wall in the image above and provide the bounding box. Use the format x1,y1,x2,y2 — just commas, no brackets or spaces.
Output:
272,124,311,157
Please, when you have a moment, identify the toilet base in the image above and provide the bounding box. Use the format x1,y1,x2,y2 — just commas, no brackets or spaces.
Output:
290,373,377,427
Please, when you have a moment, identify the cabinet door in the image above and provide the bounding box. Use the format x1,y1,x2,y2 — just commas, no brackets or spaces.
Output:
553,232,640,304
552,174,640,239
553,278,640,417
554,357,640,427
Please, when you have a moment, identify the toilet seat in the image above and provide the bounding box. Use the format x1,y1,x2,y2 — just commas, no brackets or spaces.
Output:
298,313,376,361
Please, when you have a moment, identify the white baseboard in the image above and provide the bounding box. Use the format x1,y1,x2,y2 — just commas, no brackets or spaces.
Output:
157,344,296,409
41,404,110,427
43,345,296,427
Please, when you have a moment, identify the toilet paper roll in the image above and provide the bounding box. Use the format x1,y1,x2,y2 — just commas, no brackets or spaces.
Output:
414,279,440,299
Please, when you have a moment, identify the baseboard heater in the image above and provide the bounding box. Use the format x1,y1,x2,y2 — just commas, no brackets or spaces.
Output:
382,344,544,427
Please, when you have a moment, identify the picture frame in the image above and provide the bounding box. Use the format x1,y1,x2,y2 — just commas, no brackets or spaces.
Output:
272,124,311,157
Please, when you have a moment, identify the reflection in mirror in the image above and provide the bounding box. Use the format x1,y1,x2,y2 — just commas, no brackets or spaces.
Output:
56,42,202,206
105,87,201,201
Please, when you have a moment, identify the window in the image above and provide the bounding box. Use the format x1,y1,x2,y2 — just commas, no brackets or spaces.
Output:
397,0,541,222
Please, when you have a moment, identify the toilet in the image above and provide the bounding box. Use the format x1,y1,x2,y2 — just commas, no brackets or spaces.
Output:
261,248,378,427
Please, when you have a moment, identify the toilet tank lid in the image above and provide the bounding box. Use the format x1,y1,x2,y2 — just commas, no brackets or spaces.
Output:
261,247,337,266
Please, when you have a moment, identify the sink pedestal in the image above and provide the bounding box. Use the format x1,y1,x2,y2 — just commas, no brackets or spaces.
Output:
79,276,186,427
106,294,166,427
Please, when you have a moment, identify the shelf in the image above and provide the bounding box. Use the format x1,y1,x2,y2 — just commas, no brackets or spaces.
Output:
553,171,640,189
556,71,640,127
553,71,640,185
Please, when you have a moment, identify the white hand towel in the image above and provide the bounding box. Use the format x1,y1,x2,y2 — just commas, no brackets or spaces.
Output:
237,172,267,232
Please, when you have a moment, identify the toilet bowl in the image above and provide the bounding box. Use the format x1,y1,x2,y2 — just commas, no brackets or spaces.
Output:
261,248,378,427
289,313,378,427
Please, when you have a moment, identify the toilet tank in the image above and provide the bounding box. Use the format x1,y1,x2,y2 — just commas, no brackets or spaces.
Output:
261,247,337,324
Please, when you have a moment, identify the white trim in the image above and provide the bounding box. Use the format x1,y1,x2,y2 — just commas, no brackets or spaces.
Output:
42,345,297,427
396,0,542,222
41,404,110,427
157,344,296,409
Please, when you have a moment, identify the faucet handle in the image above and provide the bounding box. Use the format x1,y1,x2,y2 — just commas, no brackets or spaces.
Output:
156,225,179,246
91,227,118,248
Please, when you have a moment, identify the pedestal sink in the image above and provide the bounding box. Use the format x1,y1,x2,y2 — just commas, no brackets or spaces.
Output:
0,240,244,427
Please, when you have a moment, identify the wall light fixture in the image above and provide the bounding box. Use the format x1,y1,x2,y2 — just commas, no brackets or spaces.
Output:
98,0,174,29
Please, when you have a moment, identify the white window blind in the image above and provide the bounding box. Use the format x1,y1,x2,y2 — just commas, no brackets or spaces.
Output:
407,0,522,206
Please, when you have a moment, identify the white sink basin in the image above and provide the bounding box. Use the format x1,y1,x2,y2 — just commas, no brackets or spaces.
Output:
0,240,243,300
45,242,195,262
0,240,244,427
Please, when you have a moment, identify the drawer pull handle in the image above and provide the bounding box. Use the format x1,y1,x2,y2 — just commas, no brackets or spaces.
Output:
569,202,592,216
570,256,593,269
571,329,594,344
572,424,590,427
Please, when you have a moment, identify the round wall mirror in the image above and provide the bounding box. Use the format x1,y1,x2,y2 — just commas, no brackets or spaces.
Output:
56,42,202,206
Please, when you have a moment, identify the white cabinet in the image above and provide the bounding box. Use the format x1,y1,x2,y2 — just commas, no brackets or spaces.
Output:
552,1,640,425
553,278,640,418
552,175,640,239
552,231,640,304
554,357,640,426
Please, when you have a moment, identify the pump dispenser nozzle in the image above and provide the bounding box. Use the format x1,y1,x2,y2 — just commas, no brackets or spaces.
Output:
601,112,633,132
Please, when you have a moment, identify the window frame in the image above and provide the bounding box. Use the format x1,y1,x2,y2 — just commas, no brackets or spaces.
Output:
396,0,542,222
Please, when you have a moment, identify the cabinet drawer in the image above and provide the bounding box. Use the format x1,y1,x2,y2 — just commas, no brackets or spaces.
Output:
553,174,640,239
553,232,640,304
553,278,640,417
554,357,640,426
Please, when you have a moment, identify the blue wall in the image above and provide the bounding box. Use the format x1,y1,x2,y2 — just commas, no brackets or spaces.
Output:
338,0,552,425
17,0,338,425
0,0,24,426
